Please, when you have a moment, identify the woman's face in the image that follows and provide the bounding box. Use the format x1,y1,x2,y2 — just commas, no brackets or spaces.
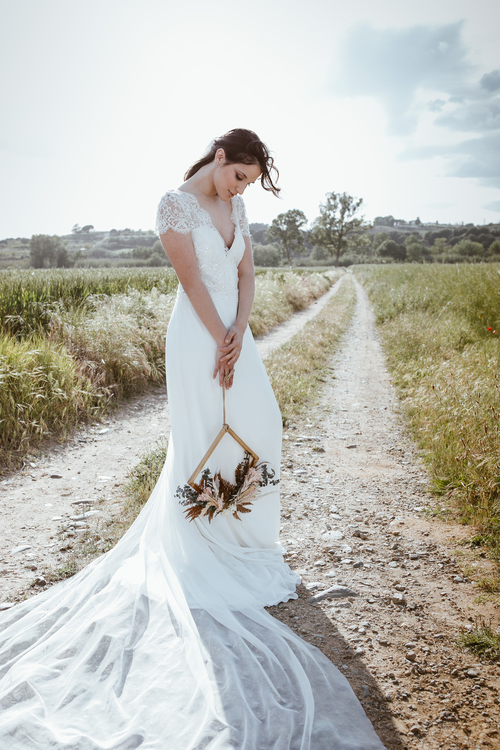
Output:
214,150,261,201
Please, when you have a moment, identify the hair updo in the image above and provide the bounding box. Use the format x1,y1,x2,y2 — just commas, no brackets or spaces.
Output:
184,128,280,197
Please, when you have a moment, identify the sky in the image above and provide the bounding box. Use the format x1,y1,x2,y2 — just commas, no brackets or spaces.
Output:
1,0,499,239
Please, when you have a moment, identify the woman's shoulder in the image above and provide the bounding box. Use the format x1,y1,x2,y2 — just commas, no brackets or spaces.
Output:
157,188,194,208
231,195,251,237
155,189,196,236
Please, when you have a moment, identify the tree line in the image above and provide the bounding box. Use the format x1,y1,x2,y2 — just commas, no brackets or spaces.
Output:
253,195,500,267
23,191,500,269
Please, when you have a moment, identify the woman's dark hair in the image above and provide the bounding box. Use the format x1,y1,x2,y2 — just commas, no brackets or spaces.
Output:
184,128,280,197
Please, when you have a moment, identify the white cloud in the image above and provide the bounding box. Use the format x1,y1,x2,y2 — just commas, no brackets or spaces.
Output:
483,201,500,212
334,21,500,195
332,21,472,134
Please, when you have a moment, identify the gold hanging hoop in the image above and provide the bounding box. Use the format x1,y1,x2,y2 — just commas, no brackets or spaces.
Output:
176,369,279,523
187,370,259,489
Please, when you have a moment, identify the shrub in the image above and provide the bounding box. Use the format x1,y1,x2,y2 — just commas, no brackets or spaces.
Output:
490,240,500,256
455,238,486,257
253,243,281,267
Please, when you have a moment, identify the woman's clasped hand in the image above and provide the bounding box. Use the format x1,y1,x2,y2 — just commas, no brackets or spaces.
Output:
213,323,244,388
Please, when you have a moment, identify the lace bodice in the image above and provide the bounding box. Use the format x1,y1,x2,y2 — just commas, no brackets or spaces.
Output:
155,190,250,301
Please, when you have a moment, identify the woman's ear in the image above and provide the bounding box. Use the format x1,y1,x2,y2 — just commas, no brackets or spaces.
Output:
215,148,226,165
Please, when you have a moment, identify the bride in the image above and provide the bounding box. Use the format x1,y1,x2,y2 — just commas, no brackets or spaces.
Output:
0,129,385,749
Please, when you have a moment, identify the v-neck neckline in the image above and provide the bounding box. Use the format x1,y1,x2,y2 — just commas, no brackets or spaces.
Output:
180,190,237,250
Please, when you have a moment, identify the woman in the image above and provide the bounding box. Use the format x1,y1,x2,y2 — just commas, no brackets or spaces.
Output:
0,129,385,749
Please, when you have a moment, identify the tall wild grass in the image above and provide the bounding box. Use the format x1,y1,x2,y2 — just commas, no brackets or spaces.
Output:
0,334,96,462
358,264,500,555
0,267,179,338
50,288,176,398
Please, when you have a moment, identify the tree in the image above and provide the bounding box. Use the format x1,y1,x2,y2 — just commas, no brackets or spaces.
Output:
29,234,70,268
311,244,329,262
249,223,270,245
147,252,170,267
432,237,450,255
374,215,395,227
404,234,431,262
132,246,154,260
310,192,367,267
55,244,71,267
266,209,307,266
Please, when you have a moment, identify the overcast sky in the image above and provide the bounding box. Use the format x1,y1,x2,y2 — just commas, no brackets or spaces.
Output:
1,0,499,238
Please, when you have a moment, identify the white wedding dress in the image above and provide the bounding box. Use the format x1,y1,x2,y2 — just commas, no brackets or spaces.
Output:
0,190,385,749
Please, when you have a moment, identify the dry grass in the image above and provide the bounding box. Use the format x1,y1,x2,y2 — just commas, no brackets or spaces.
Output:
266,277,356,423
250,270,341,337
1,271,339,468
50,288,176,398
123,439,169,514
0,267,179,338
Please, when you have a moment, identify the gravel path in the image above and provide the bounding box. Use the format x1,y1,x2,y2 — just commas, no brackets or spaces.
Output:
272,277,499,749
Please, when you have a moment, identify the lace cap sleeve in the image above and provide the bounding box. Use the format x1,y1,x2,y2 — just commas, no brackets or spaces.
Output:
155,191,194,236
233,195,251,238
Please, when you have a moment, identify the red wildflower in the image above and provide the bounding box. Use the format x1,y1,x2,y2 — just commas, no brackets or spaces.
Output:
487,327,493,331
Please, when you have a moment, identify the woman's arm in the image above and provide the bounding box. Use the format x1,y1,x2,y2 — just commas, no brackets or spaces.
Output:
218,237,255,374
236,237,255,332
159,229,231,385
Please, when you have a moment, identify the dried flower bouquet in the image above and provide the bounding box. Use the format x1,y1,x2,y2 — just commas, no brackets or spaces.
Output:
176,452,279,522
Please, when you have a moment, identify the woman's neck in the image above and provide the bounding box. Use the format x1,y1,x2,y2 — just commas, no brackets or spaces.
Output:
183,163,218,199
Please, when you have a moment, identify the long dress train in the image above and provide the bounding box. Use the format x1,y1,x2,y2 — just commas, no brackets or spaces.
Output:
0,190,385,749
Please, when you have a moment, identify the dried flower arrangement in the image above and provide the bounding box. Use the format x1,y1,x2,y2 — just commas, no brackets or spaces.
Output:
176,452,279,522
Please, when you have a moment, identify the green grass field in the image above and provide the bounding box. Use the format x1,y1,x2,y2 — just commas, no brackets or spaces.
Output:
0,267,180,338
